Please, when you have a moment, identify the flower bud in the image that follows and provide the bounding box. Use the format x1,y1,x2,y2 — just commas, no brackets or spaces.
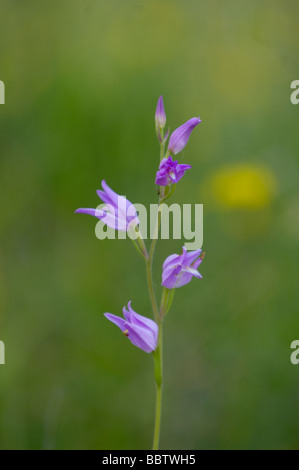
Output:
168,117,201,155
155,95,166,129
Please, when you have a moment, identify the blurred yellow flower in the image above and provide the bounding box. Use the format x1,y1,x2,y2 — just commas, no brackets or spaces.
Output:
210,164,276,209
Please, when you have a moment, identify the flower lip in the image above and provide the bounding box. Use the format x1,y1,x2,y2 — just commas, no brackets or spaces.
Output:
155,155,192,186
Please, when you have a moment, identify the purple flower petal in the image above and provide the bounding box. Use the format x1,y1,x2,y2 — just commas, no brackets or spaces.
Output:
124,323,157,354
100,180,120,206
100,210,127,231
162,265,182,288
155,172,169,186
96,190,112,206
169,270,194,288
162,253,181,272
175,164,192,182
104,313,126,332
75,208,97,217
192,257,203,270
184,248,202,265
186,267,202,278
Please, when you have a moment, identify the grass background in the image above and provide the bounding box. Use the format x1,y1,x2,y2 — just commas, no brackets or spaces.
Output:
0,0,298,449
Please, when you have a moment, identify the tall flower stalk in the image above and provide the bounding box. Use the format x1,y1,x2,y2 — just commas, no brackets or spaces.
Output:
75,95,203,450
147,139,166,450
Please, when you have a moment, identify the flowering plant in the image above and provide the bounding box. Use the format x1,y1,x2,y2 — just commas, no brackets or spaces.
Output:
75,96,204,449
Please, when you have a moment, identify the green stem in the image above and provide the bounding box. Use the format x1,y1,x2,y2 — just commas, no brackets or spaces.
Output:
147,136,176,450
146,258,159,322
152,322,163,450
146,197,163,322
146,201,163,448
153,384,162,450
160,132,165,161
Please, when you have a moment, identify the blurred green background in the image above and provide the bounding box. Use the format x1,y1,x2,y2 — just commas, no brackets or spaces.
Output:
0,0,299,450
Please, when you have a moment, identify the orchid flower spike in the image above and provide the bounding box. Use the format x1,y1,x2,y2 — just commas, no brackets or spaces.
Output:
104,302,159,353
155,155,192,186
167,117,201,155
162,247,203,289
75,180,139,231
